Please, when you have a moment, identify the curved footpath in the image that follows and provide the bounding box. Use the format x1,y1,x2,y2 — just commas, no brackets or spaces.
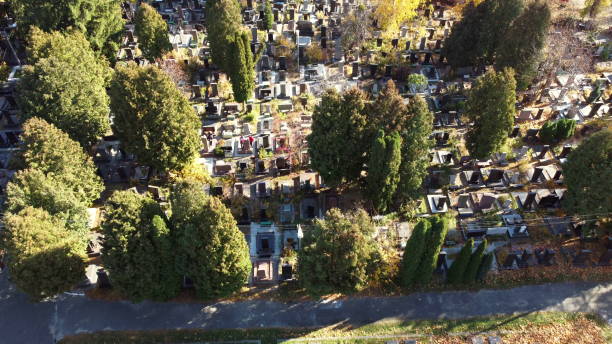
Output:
0,273,610,344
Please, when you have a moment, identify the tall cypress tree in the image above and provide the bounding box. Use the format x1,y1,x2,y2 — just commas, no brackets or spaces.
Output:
229,31,255,103
367,130,402,213
415,216,448,285
397,96,433,202
463,239,487,284
205,0,243,71
476,252,494,281
465,69,516,160
398,219,431,288
495,0,550,90
135,3,173,61
447,238,474,285
263,0,274,31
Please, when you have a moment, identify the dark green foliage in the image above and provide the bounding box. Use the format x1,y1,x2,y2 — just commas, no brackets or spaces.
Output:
11,0,125,59
443,0,522,67
368,80,410,134
465,69,516,160
447,238,474,285
367,130,402,213
109,63,201,172
16,118,103,205
398,219,431,288
6,169,90,238
307,88,369,186
101,191,181,302
397,96,434,201
563,129,612,216
171,181,251,299
229,31,255,103
463,240,487,284
495,0,551,90
476,252,494,281
539,119,576,144
135,3,172,61
263,0,274,31
205,0,243,71
587,83,604,103
2,207,86,301
297,209,380,296
415,216,449,285
16,29,111,147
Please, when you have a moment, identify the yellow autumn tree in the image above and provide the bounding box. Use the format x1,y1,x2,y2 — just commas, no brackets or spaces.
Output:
374,0,422,33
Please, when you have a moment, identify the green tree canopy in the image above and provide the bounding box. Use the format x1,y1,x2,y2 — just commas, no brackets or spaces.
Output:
465,69,516,160
263,0,274,31
367,130,402,213
297,209,380,295
16,118,103,205
563,129,612,217
16,28,111,147
443,0,523,68
397,96,434,201
6,169,91,238
229,31,255,103
109,63,201,172
170,180,251,299
307,88,369,186
11,0,124,59
447,238,474,285
368,80,409,133
415,216,449,285
205,0,243,71
101,191,180,301
398,219,431,288
2,207,86,301
495,0,550,90
463,239,487,284
134,3,172,61
539,119,576,144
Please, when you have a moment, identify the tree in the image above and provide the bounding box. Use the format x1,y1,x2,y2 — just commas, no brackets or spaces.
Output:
465,69,516,160
539,119,576,144
367,130,402,213
463,239,487,283
171,180,251,299
205,0,243,71
447,238,474,285
11,0,124,59
262,0,274,31
397,96,434,201
101,191,180,301
134,3,172,61
496,0,551,90
398,219,431,288
373,0,420,32
109,63,201,172
307,88,369,186
368,80,409,133
476,252,494,281
581,0,611,18
6,169,91,238
443,0,523,67
229,31,255,103
16,29,111,147
297,209,380,295
2,207,86,301
563,129,612,217
415,216,449,285
16,118,103,205
340,7,372,53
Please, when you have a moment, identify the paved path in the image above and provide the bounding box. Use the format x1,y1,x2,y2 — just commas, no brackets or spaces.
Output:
0,272,610,344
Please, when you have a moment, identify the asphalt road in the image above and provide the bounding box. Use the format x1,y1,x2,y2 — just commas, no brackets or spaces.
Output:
0,272,610,344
